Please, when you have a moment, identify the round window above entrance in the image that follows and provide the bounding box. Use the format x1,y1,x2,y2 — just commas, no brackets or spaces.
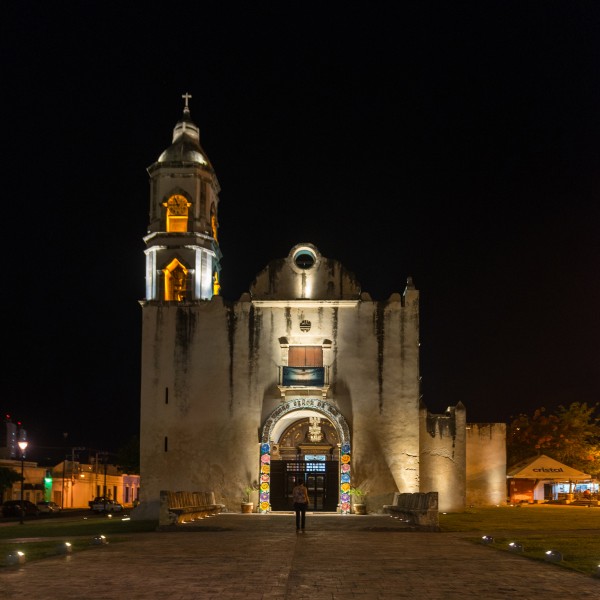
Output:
293,249,316,270
289,243,321,274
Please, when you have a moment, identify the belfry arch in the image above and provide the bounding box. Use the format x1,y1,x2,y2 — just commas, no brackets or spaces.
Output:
259,399,353,513
163,258,188,301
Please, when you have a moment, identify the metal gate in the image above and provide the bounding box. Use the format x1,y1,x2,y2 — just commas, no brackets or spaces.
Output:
269,461,339,511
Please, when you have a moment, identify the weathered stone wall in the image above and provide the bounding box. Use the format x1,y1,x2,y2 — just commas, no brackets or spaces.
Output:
137,244,495,520
419,403,466,512
138,297,263,517
330,293,421,509
465,423,507,506
138,253,423,518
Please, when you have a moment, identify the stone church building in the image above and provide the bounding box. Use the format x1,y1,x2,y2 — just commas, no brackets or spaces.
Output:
134,97,506,520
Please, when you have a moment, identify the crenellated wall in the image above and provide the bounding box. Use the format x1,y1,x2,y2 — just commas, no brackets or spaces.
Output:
419,403,466,512
465,423,507,506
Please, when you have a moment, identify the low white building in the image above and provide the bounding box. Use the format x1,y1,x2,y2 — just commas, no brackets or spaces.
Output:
0,458,139,509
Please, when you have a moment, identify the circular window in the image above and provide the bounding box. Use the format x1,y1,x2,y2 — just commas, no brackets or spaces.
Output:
294,249,316,269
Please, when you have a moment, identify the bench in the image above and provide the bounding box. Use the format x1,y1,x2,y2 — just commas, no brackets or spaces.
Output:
159,490,225,526
383,492,440,531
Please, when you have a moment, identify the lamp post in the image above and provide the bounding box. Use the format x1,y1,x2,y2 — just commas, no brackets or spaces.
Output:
18,440,28,525
61,432,68,509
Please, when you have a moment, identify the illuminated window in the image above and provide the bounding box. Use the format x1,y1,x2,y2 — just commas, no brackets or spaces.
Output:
305,462,326,472
213,271,221,296
163,259,188,301
163,194,190,232
210,204,218,241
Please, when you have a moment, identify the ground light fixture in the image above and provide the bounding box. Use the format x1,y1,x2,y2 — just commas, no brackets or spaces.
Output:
508,542,524,553
6,551,25,566
545,550,563,562
481,535,494,545
91,535,108,545
56,542,72,555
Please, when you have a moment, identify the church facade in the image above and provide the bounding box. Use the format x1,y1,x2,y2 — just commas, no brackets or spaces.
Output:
135,97,506,520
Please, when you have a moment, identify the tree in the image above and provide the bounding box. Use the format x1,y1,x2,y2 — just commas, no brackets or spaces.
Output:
0,466,21,500
507,407,560,465
553,402,600,475
507,402,600,477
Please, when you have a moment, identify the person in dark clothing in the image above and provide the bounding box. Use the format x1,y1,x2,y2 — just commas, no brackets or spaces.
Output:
292,478,309,532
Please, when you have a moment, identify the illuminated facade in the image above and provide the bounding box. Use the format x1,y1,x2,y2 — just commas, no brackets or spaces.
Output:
0,458,139,508
136,96,506,519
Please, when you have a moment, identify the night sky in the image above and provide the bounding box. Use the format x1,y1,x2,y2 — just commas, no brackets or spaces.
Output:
2,3,599,462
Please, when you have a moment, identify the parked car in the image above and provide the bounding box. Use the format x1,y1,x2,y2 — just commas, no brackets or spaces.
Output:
88,496,110,510
36,501,62,513
90,498,123,513
1,500,40,517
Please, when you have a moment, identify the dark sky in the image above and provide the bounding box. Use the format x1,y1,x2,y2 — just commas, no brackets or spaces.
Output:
2,2,599,462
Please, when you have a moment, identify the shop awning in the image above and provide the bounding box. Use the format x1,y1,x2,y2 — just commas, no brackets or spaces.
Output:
507,454,590,480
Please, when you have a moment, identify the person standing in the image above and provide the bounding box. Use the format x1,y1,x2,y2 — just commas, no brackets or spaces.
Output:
292,478,309,532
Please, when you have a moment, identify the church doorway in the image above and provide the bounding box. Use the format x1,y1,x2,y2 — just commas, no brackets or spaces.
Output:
260,401,351,513
269,460,340,511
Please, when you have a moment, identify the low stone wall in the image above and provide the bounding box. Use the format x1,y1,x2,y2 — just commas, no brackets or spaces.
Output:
383,492,440,531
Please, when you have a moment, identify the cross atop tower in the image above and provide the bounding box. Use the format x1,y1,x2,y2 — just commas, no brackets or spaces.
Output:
182,92,192,110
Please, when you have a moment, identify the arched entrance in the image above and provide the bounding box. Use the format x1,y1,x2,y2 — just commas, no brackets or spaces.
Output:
259,398,352,513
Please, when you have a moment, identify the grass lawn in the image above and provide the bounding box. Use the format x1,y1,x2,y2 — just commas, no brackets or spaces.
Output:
440,504,600,577
0,516,158,567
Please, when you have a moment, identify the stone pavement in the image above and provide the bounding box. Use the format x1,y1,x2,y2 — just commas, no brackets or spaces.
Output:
1,512,599,599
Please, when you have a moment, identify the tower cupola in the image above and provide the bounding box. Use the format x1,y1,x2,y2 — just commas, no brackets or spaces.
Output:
157,95,211,167
143,93,222,303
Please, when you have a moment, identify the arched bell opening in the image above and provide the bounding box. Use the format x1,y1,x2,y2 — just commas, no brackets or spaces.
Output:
259,401,352,514
163,258,189,301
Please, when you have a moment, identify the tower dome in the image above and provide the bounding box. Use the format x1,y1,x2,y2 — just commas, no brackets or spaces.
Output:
157,95,210,166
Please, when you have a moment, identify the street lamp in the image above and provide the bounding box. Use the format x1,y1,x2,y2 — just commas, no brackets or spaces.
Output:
18,440,28,525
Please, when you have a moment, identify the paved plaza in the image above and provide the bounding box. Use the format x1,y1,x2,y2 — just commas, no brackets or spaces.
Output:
1,512,599,599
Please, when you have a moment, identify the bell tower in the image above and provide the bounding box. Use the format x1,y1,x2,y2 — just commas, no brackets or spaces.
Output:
143,93,221,302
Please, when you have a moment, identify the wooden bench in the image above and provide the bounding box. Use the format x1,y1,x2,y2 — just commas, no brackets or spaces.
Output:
383,492,440,531
159,490,225,526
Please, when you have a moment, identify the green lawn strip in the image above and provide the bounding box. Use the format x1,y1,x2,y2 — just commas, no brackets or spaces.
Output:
0,518,158,568
0,518,158,540
0,537,128,566
440,506,600,577
470,534,600,576
440,505,600,532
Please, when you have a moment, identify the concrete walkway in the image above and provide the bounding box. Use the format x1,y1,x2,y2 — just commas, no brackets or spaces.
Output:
1,512,599,599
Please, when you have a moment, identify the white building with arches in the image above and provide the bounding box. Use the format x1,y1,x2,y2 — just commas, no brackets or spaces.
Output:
135,97,506,520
